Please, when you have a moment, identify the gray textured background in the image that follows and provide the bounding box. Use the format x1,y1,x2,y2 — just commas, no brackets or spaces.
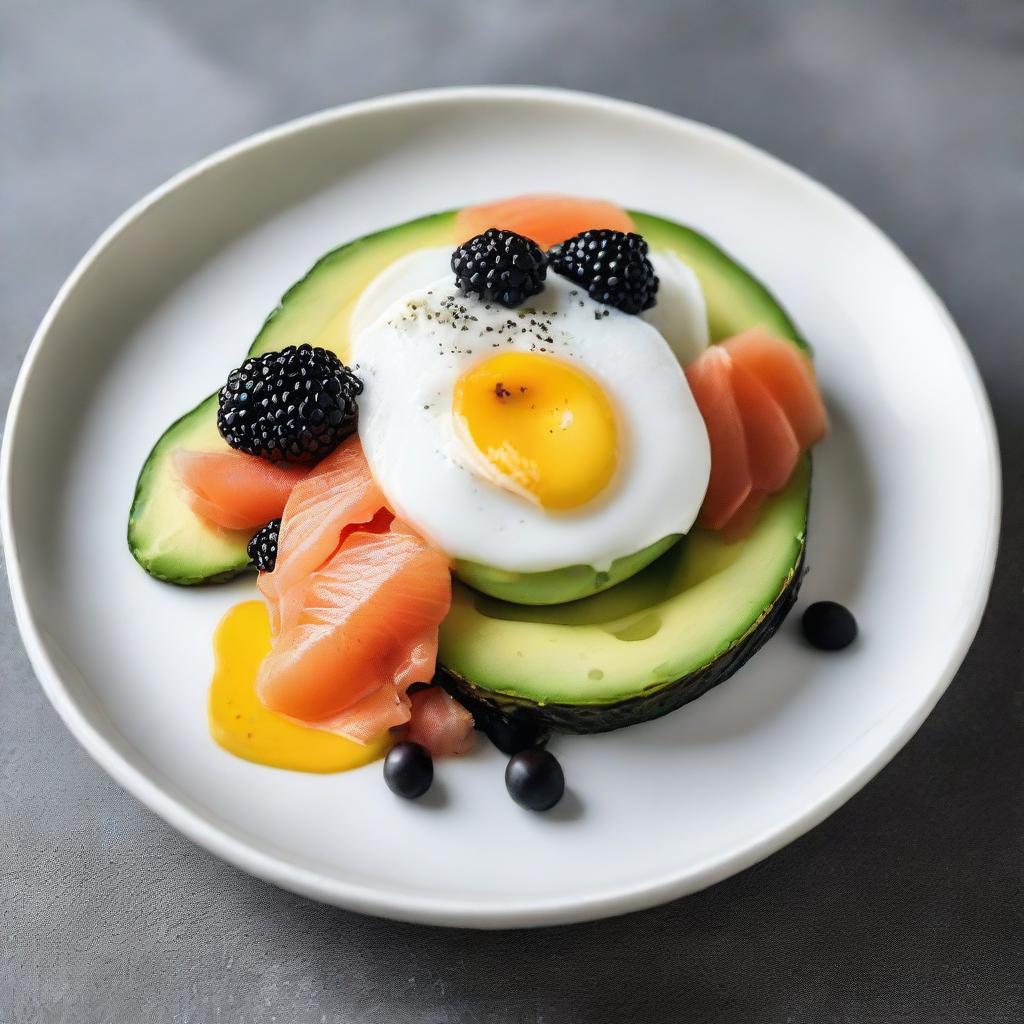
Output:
2,1,1022,1021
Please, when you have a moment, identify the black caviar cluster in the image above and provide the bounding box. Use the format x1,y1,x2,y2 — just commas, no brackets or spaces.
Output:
451,229,548,308
247,518,281,573
217,344,362,463
549,229,659,314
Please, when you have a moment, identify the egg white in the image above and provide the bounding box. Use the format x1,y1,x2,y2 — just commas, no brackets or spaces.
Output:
350,247,452,339
350,249,711,573
644,251,709,365
351,247,710,368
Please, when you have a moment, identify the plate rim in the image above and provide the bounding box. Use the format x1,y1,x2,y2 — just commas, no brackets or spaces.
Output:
1,85,1002,928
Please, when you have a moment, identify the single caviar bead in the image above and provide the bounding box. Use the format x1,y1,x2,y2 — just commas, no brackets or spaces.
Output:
383,742,434,799
505,748,565,811
801,601,858,651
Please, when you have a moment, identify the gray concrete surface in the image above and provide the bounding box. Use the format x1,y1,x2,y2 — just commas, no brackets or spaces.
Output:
2,1,1022,1021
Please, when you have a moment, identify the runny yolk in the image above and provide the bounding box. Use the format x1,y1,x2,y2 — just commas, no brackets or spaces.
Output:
208,600,390,773
452,351,618,510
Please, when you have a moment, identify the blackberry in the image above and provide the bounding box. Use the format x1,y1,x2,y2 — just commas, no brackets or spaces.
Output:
451,229,547,308
217,344,362,463
549,229,659,314
247,518,281,573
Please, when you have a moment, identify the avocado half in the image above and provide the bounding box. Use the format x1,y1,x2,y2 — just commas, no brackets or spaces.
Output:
128,205,811,733
439,212,810,732
440,461,808,733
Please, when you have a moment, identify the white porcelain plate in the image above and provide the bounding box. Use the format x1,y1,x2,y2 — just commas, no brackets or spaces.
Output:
1,88,1000,928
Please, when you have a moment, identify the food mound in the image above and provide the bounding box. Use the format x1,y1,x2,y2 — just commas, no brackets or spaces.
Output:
128,195,839,810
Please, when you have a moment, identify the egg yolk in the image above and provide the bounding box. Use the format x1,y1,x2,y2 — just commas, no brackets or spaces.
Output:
452,352,618,510
209,600,390,773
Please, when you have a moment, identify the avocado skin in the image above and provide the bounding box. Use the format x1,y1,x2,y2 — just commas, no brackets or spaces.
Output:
440,551,806,734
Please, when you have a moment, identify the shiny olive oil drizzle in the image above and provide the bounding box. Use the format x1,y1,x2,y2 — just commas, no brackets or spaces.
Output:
209,600,390,772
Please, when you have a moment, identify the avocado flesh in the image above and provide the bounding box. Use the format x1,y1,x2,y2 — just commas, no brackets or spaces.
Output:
127,394,252,584
440,461,808,730
630,212,807,350
453,534,680,606
127,211,458,584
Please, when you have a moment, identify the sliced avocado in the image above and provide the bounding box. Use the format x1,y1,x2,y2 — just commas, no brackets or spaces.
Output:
127,211,457,584
128,394,253,584
247,211,457,363
453,534,680,607
440,462,808,732
438,211,812,731
631,211,807,349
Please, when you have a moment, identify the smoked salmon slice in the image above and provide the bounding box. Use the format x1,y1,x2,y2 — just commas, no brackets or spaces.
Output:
729,360,800,494
719,489,769,543
174,449,307,531
259,436,387,634
252,434,464,749
406,687,476,757
686,331,826,536
685,347,753,530
456,194,636,250
176,409,468,750
723,329,828,449
256,519,452,734
326,681,419,746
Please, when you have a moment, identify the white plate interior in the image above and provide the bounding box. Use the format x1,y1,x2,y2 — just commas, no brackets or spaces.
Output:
2,89,999,927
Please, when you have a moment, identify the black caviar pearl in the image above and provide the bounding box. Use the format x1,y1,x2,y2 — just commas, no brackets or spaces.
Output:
383,742,434,799
801,601,858,651
505,748,564,812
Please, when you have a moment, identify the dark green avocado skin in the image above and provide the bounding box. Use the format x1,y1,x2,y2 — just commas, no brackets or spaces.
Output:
440,553,806,735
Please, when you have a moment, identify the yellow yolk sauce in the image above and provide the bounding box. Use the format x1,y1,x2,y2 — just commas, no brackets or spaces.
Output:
209,600,390,773
453,351,619,510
